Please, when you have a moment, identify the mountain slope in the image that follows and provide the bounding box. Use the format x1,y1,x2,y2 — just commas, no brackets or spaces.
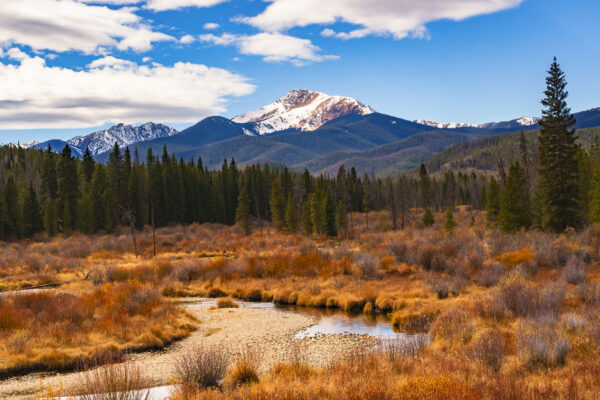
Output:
233,89,374,135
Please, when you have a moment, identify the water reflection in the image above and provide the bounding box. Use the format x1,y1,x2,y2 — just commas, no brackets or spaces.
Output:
187,299,403,338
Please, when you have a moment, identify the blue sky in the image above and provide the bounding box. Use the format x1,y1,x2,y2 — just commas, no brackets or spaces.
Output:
0,0,599,144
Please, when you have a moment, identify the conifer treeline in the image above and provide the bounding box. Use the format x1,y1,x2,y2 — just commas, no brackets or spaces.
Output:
0,141,492,240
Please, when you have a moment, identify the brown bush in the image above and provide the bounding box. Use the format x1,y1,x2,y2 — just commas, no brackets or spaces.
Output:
175,345,229,390
562,257,587,285
517,318,570,368
468,328,506,372
216,298,239,309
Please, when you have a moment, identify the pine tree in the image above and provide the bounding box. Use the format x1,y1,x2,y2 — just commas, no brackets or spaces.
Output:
90,164,107,233
336,201,347,237
284,195,298,233
322,192,337,237
301,199,312,235
423,208,434,227
498,162,531,232
444,207,457,232
485,176,501,223
309,193,321,235
589,168,600,223
418,163,431,208
236,186,252,236
537,57,580,232
82,147,95,183
2,176,20,238
270,179,286,231
22,183,42,236
57,145,78,233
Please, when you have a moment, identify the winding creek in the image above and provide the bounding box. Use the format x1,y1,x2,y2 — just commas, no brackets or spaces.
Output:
2,297,424,399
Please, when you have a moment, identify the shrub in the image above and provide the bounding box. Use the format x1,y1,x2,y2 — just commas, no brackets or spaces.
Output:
517,319,570,368
561,313,587,333
74,360,150,400
353,252,382,279
175,345,229,390
474,261,505,287
562,257,587,285
432,279,450,299
207,287,227,298
225,349,260,388
496,248,534,269
387,241,408,262
392,312,436,334
172,262,203,283
378,335,429,362
216,298,239,309
576,282,600,304
430,309,474,344
417,245,437,270
468,329,506,372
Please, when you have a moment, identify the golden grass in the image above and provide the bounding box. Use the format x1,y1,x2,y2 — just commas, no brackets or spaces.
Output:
2,210,600,397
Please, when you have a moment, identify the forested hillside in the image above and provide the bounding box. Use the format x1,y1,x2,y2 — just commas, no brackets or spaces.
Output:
425,127,600,176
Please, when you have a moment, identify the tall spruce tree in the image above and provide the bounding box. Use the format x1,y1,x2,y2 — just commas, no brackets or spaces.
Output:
498,162,531,232
485,176,501,224
270,179,286,231
284,194,298,233
236,186,252,236
444,207,457,233
589,168,600,223
22,182,42,236
301,199,313,235
3,176,20,238
423,208,434,227
537,57,580,232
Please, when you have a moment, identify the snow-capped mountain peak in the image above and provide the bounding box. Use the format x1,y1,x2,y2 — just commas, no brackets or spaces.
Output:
232,89,375,135
67,122,178,156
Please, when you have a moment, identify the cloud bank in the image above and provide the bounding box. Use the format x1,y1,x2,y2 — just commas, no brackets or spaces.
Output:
199,32,337,65
0,54,255,129
240,0,523,39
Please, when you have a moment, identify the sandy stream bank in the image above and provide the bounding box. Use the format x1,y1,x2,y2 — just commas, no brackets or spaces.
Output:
0,299,376,399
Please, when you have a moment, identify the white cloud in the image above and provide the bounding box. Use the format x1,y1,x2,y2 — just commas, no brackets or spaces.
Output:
199,32,337,65
0,0,174,54
144,0,228,11
180,34,196,44
320,29,336,38
6,48,29,61
142,56,152,63
203,22,220,30
239,0,523,39
83,0,228,10
0,56,255,129
88,56,137,70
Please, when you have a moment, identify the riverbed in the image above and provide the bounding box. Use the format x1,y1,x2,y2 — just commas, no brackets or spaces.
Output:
0,298,382,399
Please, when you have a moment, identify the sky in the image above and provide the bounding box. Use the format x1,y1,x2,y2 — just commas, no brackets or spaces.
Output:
0,0,599,144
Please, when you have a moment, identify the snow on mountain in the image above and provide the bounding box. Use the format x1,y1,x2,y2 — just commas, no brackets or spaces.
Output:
5,140,40,148
414,120,480,129
67,122,178,156
515,117,540,126
415,116,540,130
232,89,375,135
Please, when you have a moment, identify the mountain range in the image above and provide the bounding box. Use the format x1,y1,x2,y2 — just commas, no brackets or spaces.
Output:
28,90,600,176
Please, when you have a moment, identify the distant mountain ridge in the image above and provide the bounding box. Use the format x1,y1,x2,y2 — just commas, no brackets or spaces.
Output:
31,122,178,157
18,90,600,176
